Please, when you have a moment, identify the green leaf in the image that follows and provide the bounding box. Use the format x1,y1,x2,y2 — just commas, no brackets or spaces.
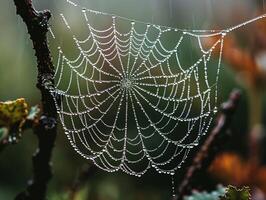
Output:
219,185,250,200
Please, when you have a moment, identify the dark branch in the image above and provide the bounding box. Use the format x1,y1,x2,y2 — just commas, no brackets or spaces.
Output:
175,89,241,200
13,0,57,200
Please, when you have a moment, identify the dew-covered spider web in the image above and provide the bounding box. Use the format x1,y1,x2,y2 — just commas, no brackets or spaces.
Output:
49,0,266,177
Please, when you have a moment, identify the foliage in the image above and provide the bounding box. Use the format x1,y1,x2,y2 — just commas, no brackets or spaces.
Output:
0,98,28,128
0,98,28,143
220,185,251,200
0,98,40,144
183,185,251,200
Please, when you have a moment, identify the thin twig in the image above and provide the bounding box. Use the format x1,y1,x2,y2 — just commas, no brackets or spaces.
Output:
12,0,57,200
175,89,241,200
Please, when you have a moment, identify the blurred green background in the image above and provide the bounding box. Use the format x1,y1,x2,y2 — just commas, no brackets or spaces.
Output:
1,0,266,200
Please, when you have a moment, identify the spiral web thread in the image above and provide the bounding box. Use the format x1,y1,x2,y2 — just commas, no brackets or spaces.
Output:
49,0,266,177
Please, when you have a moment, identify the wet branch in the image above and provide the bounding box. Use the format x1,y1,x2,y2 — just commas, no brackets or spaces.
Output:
12,0,58,200
176,89,241,200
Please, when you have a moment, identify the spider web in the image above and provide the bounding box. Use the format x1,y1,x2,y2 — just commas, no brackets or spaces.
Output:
48,0,265,176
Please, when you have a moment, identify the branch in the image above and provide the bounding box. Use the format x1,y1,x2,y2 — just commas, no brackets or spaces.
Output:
12,0,58,200
175,89,241,200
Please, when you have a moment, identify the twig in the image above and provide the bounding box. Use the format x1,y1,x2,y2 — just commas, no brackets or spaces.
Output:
12,0,57,200
175,89,241,200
